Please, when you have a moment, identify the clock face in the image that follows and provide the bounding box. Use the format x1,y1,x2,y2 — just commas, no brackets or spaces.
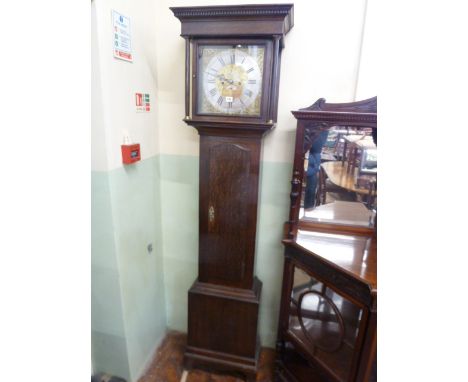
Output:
197,44,265,116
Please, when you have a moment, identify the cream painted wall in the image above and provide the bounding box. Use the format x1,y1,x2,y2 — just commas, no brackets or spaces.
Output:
92,2,109,171
92,0,160,172
93,0,370,168
154,0,368,163
356,0,377,100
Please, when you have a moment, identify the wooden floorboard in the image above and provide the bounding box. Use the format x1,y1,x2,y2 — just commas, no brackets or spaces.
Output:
138,331,276,382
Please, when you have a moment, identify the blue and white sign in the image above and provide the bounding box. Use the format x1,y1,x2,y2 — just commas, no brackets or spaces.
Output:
112,10,132,62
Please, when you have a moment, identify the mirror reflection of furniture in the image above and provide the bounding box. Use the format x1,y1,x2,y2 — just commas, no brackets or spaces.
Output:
305,134,377,213
275,97,377,382
316,165,357,207
317,160,376,209
302,201,375,228
366,178,377,210
340,132,372,164
348,137,377,174
327,127,369,162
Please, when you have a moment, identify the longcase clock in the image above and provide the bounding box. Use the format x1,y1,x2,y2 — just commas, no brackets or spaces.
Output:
171,4,294,380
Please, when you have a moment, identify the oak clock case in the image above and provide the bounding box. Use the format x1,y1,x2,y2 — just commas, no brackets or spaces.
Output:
171,4,294,381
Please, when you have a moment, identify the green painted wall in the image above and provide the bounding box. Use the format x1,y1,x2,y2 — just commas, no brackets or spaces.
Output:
255,160,292,347
92,153,292,382
159,154,292,348
92,171,130,381
159,155,199,333
92,156,167,382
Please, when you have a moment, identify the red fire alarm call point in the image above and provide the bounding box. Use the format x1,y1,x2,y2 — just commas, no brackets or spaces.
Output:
121,143,141,164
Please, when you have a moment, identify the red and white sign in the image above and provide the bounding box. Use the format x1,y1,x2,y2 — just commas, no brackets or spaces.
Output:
136,93,151,112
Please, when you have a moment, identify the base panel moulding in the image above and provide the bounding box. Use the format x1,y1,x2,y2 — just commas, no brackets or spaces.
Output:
184,277,262,380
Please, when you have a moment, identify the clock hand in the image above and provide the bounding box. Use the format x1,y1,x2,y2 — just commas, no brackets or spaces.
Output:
217,74,235,85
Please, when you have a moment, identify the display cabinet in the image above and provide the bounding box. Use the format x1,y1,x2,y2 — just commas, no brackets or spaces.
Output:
275,97,377,382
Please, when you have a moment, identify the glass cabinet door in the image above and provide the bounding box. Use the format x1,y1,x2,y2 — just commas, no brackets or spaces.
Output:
288,265,365,382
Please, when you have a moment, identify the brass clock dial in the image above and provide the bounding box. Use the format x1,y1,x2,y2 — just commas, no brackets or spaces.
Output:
197,45,264,116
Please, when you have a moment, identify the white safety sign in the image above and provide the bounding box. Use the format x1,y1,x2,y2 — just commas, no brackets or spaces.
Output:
112,10,132,62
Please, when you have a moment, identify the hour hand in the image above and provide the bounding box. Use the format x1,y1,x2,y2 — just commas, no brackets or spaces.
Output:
217,74,234,84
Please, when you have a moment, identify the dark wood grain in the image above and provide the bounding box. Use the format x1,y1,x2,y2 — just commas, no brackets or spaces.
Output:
276,347,332,382
355,311,377,382
187,279,261,359
269,36,281,122
171,4,293,42
185,37,191,118
199,136,261,289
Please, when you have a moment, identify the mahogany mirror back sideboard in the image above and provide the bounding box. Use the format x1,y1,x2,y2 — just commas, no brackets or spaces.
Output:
275,97,377,382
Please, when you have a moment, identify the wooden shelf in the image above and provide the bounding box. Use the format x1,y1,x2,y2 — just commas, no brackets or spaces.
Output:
293,230,377,293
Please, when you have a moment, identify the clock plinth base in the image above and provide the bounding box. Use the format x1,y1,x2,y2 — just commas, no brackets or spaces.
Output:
184,277,262,379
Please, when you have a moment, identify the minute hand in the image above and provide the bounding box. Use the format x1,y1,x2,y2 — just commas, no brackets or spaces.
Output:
218,75,234,85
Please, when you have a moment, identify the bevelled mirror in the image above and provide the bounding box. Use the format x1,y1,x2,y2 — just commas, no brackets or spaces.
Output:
287,97,377,238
